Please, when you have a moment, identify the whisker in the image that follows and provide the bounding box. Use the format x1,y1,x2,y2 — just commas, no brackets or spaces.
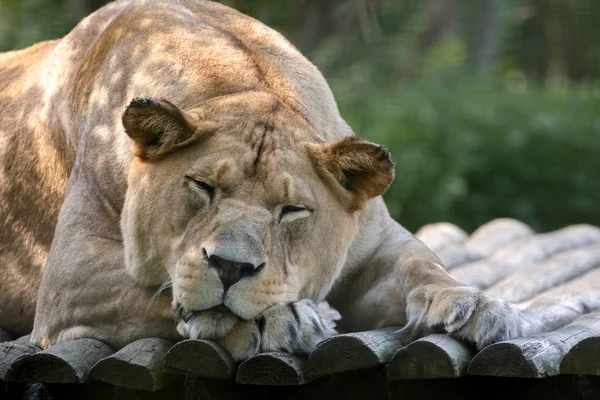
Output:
285,282,302,293
174,303,184,321
144,276,173,317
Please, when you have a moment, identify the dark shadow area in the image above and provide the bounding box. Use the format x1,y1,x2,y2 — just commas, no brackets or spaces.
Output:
2,372,600,400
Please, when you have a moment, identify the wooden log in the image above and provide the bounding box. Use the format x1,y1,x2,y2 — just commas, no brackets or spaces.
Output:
6,338,113,383
89,338,178,391
236,353,306,385
516,267,600,334
415,222,467,252
13,335,36,346
441,218,534,269
433,242,480,270
304,327,409,381
415,223,473,269
465,218,534,256
0,335,41,380
164,339,236,379
485,244,600,302
387,334,474,380
416,219,533,270
468,313,600,378
560,336,600,375
452,224,600,289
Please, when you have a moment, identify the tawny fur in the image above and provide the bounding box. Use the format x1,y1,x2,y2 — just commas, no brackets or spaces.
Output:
0,0,545,357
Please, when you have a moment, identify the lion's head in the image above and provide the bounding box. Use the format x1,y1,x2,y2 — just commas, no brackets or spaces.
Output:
120,91,394,339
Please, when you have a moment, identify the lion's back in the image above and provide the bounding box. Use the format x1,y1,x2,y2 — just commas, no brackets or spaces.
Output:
0,0,353,338
0,39,67,336
0,0,138,336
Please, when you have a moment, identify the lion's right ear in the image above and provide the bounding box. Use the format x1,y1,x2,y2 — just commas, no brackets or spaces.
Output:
122,97,215,160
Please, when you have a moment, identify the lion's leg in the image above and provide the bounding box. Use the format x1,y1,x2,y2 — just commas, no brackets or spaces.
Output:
30,186,181,349
400,255,527,348
332,227,532,349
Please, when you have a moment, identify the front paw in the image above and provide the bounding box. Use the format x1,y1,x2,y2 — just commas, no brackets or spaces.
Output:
221,300,339,361
407,285,523,349
177,309,240,341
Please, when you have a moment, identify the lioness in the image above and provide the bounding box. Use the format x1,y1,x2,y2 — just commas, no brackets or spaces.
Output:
0,0,531,360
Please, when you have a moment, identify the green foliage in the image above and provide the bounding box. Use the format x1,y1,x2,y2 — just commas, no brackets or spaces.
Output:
1,0,599,233
333,79,600,232
0,0,73,51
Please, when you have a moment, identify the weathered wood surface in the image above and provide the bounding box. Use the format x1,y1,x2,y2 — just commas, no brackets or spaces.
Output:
452,224,600,289
305,328,409,381
417,219,533,269
387,334,474,380
236,353,306,385
486,244,600,302
165,339,236,379
443,218,534,269
415,222,467,251
519,267,600,332
0,335,41,380
464,218,534,258
90,338,178,391
6,338,113,383
2,221,600,393
469,313,600,378
560,336,600,375
469,267,600,378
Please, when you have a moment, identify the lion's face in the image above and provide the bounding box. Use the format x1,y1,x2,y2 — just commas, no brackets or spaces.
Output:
120,92,393,336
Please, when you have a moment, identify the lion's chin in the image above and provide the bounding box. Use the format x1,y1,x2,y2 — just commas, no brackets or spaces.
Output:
182,304,231,322
178,306,241,341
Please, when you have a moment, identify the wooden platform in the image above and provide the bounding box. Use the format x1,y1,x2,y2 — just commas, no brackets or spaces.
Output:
2,218,600,399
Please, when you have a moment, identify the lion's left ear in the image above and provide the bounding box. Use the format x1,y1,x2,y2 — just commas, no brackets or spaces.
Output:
308,137,395,211
122,97,214,160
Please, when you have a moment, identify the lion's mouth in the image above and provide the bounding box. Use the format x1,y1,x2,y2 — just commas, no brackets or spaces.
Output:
182,304,231,323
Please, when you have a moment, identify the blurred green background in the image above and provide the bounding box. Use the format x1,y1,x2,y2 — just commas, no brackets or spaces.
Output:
1,0,599,233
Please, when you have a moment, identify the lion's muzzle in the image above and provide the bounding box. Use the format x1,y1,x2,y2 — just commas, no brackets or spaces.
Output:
203,230,266,291
173,204,289,323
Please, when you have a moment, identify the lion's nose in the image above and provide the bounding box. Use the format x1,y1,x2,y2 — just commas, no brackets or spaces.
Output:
203,250,265,292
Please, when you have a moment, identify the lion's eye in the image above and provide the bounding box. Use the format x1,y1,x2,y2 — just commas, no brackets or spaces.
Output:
282,205,305,214
193,179,213,193
187,177,215,204
279,205,310,223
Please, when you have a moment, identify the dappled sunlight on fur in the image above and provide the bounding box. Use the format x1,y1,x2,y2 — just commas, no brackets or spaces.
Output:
0,0,559,359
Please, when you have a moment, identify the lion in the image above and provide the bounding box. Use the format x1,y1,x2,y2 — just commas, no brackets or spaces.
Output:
0,0,534,360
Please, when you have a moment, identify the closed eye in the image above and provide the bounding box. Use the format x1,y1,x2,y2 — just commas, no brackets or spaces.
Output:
193,179,213,193
279,205,311,223
186,177,215,203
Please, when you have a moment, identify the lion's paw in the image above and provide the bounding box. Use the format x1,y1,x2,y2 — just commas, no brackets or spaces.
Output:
407,285,523,349
177,309,240,341
221,300,339,361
